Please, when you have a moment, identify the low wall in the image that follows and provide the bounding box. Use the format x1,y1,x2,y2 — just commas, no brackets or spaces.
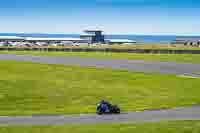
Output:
1,47,200,54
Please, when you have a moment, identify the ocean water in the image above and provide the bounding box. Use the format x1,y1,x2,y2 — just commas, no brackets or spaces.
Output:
105,35,176,44
0,33,200,44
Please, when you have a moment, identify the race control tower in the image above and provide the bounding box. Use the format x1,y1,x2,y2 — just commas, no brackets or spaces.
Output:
80,30,105,44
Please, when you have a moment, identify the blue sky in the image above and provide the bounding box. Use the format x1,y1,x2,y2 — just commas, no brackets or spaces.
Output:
0,0,200,35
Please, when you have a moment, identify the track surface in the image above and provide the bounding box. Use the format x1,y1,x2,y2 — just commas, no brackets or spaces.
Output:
0,54,200,76
0,106,200,126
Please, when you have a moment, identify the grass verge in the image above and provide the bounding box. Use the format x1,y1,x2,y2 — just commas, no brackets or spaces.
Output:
1,121,200,133
88,44,200,50
0,60,200,115
1,44,200,50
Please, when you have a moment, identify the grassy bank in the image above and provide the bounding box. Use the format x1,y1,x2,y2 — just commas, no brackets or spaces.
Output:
0,60,200,115
88,44,200,50
1,44,200,50
1,121,200,133
1,51,200,64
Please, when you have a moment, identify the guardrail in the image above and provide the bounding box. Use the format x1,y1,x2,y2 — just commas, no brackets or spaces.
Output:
1,47,200,54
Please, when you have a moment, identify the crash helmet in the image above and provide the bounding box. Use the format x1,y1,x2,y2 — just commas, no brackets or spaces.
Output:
100,100,106,103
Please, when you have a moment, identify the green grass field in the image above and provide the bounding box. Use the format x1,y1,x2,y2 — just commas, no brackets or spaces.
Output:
1,51,200,64
1,121,200,133
0,60,200,116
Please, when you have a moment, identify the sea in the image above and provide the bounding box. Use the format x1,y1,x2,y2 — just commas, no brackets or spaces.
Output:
0,33,200,44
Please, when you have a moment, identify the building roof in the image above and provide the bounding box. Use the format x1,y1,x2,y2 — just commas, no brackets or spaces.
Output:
80,33,96,36
0,36,24,40
25,37,85,41
106,39,136,43
84,30,103,33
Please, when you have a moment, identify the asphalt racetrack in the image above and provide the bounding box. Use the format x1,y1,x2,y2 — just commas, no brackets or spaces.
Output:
0,106,200,126
0,54,200,77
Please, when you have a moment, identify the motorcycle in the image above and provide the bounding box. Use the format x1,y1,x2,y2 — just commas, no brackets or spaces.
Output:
96,101,120,115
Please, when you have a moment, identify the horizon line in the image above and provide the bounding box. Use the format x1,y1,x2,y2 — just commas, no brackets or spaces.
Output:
0,32,200,36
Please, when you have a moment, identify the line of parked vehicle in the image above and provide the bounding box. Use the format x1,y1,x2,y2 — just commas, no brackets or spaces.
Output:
0,41,87,47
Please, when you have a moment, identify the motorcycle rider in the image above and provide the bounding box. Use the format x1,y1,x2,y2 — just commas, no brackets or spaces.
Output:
96,100,120,114
97,100,110,113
